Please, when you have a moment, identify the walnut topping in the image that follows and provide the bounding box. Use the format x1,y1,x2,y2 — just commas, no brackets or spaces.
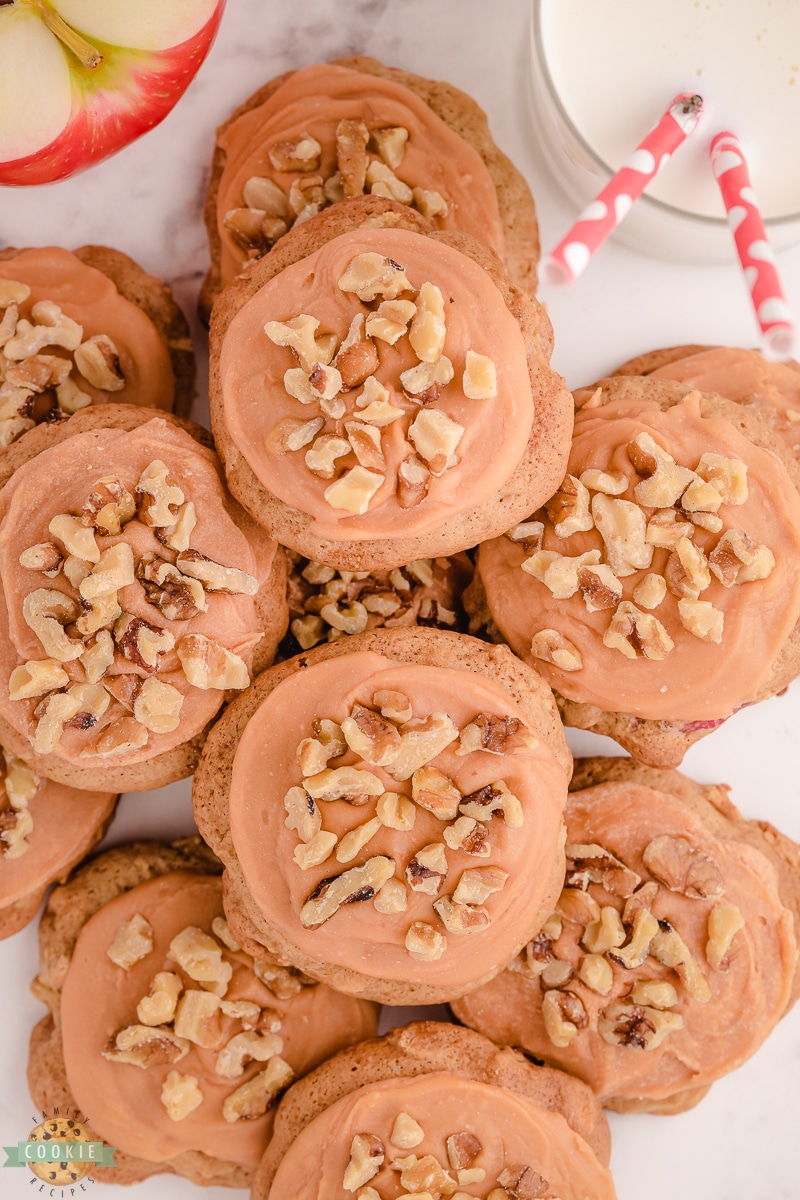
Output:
371,125,409,169
557,887,600,925
224,207,286,256
397,454,430,508
651,921,711,1002
405,920,447,961
344,421,386,471
597,1000,683,1050
82,716,149,758
452,865,508,905
137,972,182,1026
365,298,416,344
497,1164,550,1199
333,315,380,390
242,175,290,216
300,856,395,927
268,132,321,172
530,628,583,672
603,601,674,660
433,894,490,935
542,988,588,1047
80,476,136,535
577,563,623,612
265,314,334,372
169,926,233,996
304,765,384,803
214,1030,284,1078
115,615,174,672
176,549,259,596
0,278,30,306
546,475,593,537
48,514,100,563
338,253,413,302
8,659,69,700
680,476,723,513
392,1112,425,1150
132,677,184,734
137,555,205,621
5,301,82,357
456,713,538,756
222,1056,295,1122
664,537,711,600
577,953,613,995
103,1025,189,1068
645,507,695,548
642,835,724,899
695,452,748,505
459,780,523,828
293,830,338,870
160,1071,203,1121
677,598,724,643
607,907,659,969
446,1132,481,1171
631,980,679,1009
406,842,448,895
106,912,154,969
343,1132,385,1192
136,460,184,527
506,520,545,552
335,118,369,195
367,159,413,203
632,572,667,609
591,494,653,577
407,407,463,475
158,501,197,553
373,876,408,913
373,688,412,723
401,357,455,406
176,634,250,690
708,529,775,586
73,334,125,391
579,468,628,495
324,466,384,515
412,186,449,219
521,548,601,599
628,432,695,506
565,843,641,896
173,989,223,1049
336,816,382,863
394,1153,457,1195
462,349,498,400
19,542,63,576
442,816,490,857
384,712,459,781
411,766,460,820
581,906,626,954
706,900,745,969
409,281,446,363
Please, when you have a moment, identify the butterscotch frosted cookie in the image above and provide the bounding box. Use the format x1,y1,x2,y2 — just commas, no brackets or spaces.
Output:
453,757,800,1115
28,841,377,1188
201,57,539,315
469,377,800,767
0,246,194,451
0,406,287,791
193,628,570,1005
0,747,115,938
283,550,473,656
252,1021,616,1200
613,345,800,457
210,207,571,570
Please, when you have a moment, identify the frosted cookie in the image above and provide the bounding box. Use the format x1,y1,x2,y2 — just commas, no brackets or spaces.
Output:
0,246,194,454
613,344,800,458
452,756,800,1115
193,628,571,1005
27,840,378,1188
283,550,473,656
469,377,800,767
0,747,115,938
0,406,287,791
252,1020,616,1200
210,208,571,570
201,57,539,315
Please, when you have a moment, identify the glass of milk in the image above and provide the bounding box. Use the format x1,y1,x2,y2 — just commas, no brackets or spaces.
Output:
531,0,800,262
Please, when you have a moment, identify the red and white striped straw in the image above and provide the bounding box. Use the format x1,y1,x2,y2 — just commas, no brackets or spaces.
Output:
709,131,795,358
541,93,703,286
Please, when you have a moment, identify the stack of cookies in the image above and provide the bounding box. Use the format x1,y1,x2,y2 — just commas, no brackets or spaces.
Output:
3,54,798,1200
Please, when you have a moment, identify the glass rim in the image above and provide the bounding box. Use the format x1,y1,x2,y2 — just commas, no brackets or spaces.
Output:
531,0,800,230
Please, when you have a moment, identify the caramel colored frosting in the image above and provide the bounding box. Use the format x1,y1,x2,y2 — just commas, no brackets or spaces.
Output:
0,247,175,414
454,781,796,1104
216,62,505,289
267,1073,617,1199
0,419,278,765
229,651,567,992
478,392,800,721
650,347,800,455
220,228,533,541
60,873,377,1168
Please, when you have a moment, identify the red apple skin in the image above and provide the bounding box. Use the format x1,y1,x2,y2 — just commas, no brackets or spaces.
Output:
0,2,225,186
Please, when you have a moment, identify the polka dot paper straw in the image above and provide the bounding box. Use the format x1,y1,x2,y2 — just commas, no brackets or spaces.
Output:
710,131,795,358
542,93,703,286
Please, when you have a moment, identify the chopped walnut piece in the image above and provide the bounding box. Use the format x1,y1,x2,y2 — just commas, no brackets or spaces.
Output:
104,1025,189,1068
461,349,497,400
74,335,125,391
115,615,174,672
284,785,322,844
581,906,626,954
557,887,600,925
373,689,412,723
242,175,290,216
80,475,136,535
224,207,280,256
31,692,84,754
308,360,344,402
628,432,695,506
331,315,378,392
266,314,334,372
396,454,430,509
291,613,325,649
371,125,409,168
677,598,724,643
608,906,660,969
338,253,413,303
708,529,775,586
413,186,449,219
132,677,184,734
578,953,614,995
506,520,545,552
695,452,748,505
521,548,601,599
82,716,149,758
591,494,654,576
366,298,417,344
631,980,679,1009
664,537,711,600
0,278,30,306
159,1071,203,1122
304,435,352,481
48,514,100,564
406,842,448,895
456,712,537,757
177,634,250,691
598,1000,683,1050
335,118,369,195
343,1133,385,1192
406,280,446,364
373,876,408,913
137,972,182,1026
546,475,594,537
176,549,259,596
497,1164,550,1199
446,1132,481,1172
452,865,508,905
136,460,184,527
300,857,395,926
395,1153,457,1195
706,900,745,969
642,835,724,899
579,468,628,495
215,1030,284,1078
405,920,447,961
411,765,461,820
402,357,455,407
137,555,205,621
304,765,383,803
680,476,723,513
4,302,82,357
565,842,641,896
577,563,623,612
645,508,695,549
603,601,674,660
407,408,463,479
392,1112,425,1150
530,628,583,672
5,352,71,393
459,780,523,828
366,159,413,202
269,132,321,172
542,989,588,1048
344,421,386,471
690,510,723,533
633,572,667,609
222,1056,295,1122
157,501,197,554
8,659,69,700
651,920,711,1002
443,816,491,857
385,712,459,781
19,542,63,577
106,912,153,970
174,989,223,1049
266,416,327,456
336,817,382,863
80,544,135,603
169,926,233,996
433,894,490,935
324,466,384,515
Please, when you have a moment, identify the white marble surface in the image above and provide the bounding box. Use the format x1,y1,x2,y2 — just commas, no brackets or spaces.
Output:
1,2,799,1198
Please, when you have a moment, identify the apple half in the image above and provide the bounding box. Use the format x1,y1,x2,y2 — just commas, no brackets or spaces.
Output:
0,0,225,185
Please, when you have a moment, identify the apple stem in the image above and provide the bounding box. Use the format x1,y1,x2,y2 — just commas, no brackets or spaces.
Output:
31,0,103,69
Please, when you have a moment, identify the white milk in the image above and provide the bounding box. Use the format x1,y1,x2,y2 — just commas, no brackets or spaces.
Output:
539,0,800,219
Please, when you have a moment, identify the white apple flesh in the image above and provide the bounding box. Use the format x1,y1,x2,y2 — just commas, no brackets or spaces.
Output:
0,0,225,186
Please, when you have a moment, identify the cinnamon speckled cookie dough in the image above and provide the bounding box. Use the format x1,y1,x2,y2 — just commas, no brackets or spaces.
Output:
210,205,571,571
469,375,800,767
452,756,800,1115
252,1021,617,1200
0,405,287,791
193,628,571,1006
27,840,378,1189
201,57,540,315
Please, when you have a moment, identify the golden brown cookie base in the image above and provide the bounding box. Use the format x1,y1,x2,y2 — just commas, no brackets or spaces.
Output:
0,405,288,791
193,626,570,1005
209,201,570,570
199,56,539,319
252,1020,610,1198
0,244,195,421
27,840,254,1189
611,344,800,381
